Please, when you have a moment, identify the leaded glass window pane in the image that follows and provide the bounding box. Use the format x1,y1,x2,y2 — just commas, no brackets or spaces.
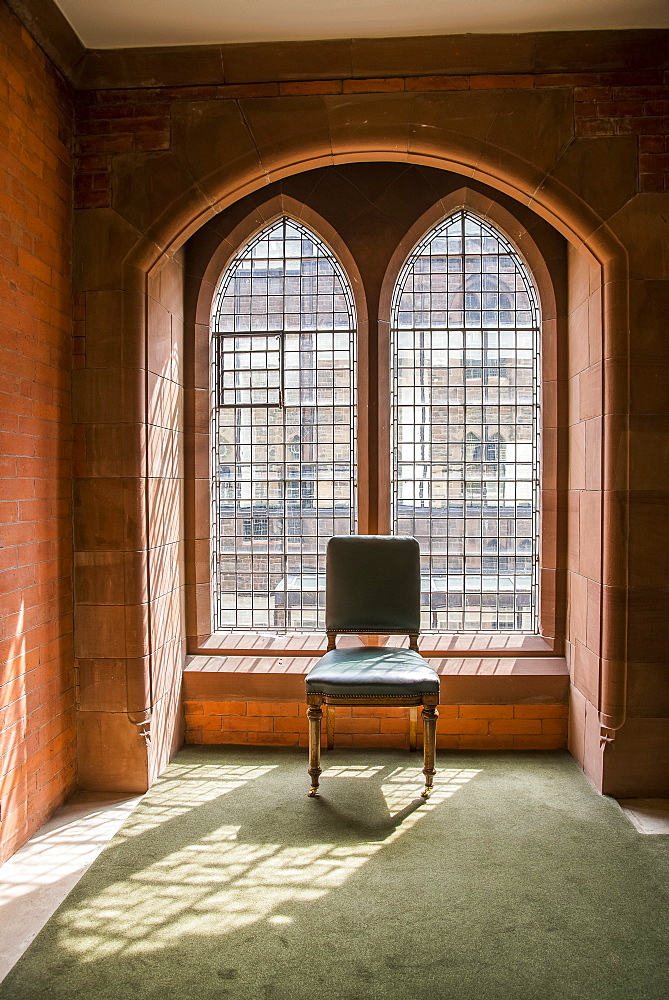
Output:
391,211,540,632
211,218,357,631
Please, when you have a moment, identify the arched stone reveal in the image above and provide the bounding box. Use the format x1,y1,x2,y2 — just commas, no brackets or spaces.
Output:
73,98,637,796
185,194,367,643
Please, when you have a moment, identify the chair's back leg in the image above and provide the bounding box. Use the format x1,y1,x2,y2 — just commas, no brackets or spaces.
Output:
307,698,323,796
409,706,418,751
326,705,335,750
421,703,439,798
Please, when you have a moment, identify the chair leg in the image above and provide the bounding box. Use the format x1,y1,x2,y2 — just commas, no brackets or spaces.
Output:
307,703,323,796
421,705,439,798
409,706,418,751
326,705,335,750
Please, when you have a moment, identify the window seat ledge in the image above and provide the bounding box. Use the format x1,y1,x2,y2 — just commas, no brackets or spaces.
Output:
183,654,568,705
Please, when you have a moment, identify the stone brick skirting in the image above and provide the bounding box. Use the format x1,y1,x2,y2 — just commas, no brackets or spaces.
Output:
183,654,570,750
184,700,568,751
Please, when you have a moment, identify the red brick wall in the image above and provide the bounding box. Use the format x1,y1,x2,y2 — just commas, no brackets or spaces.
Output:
573,79,669,190
184,701,568,751
0,3,75,862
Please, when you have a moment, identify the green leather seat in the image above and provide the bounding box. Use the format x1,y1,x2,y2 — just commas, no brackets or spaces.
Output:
305,535,440,799
306,647,439,697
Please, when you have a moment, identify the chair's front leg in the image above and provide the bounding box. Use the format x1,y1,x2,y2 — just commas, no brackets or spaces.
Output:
307,698,323,796
421,703,439,798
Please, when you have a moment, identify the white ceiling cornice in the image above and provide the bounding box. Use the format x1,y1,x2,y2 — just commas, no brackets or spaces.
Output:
54,0,669,49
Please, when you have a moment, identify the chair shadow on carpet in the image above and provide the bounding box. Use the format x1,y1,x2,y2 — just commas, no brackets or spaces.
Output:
44,750,458,910
312,791,423,831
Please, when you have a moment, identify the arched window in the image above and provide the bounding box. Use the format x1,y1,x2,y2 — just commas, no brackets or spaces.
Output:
466,431,482,463
211,217,357,631
391,210,540,632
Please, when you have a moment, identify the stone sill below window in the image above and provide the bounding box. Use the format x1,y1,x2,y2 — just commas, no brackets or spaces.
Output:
184,649,568,705
193,631,559,657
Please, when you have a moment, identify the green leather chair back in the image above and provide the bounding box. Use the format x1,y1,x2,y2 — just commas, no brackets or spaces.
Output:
326,535,421,635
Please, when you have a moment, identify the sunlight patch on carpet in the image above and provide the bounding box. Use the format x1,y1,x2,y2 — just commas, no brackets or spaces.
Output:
54,763,480,960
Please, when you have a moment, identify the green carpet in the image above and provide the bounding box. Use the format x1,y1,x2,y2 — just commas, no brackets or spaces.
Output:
4,748,668,1000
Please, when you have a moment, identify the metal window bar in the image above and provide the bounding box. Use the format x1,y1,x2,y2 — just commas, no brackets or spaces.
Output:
211,217,357,632
390,210,541,632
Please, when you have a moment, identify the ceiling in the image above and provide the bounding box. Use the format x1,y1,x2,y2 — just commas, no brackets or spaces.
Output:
54,0,669,49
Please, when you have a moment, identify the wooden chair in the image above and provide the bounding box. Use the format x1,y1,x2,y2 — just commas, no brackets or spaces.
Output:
305,535,440,798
